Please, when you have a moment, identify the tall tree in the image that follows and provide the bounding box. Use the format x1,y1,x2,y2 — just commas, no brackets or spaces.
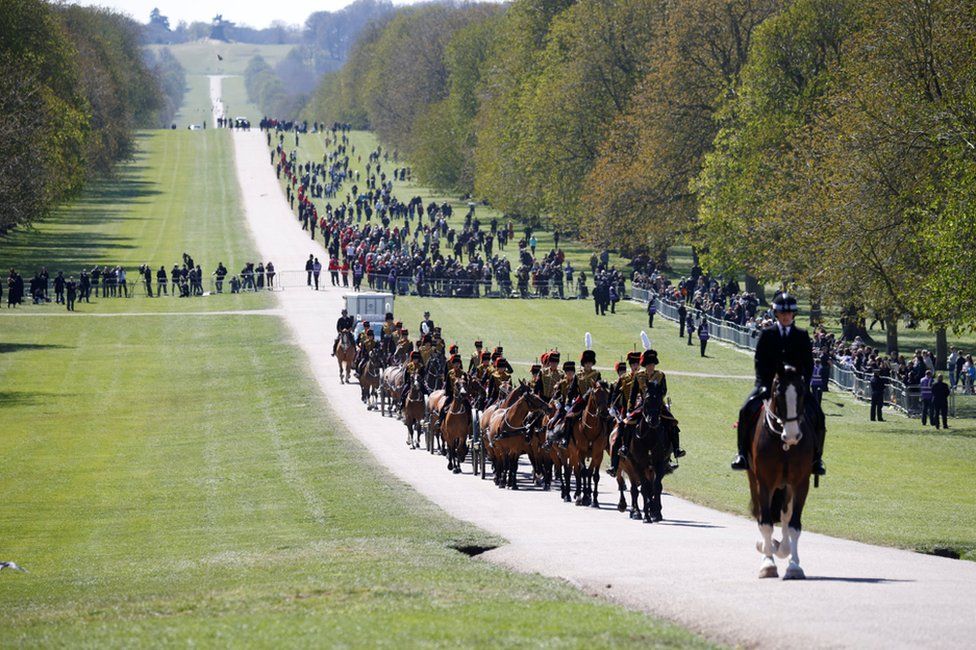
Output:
582,0,784,254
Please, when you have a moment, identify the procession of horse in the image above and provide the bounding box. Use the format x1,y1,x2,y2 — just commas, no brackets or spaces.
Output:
334,301,818,581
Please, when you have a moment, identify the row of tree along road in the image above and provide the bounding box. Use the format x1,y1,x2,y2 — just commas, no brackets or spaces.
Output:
297,0,976,357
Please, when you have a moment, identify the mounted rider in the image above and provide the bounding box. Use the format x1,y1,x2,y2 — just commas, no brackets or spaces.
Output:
609,351,641,415
731,292,826,476
546,360,577,446
331,308,355,356
400,350,425,408
607,349,684,477
418,334,434,365
468,340,484,373
473,350,492,383
487,356,513,402
529,363,543,395
355,320,376,371
435,354,466,430
540,351,562,400
395,329,413,362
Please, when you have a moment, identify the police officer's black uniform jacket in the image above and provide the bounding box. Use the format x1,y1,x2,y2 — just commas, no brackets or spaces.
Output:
754,324,814,393
336,314,355,332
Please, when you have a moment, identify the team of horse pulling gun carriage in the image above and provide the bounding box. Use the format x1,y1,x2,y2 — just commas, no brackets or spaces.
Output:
334,293,682,524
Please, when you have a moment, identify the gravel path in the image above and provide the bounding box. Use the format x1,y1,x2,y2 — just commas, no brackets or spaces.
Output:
229,120,976,648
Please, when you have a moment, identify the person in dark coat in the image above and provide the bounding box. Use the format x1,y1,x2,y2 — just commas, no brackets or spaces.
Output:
678,302,687,338
65,278,77,311
698,320,710,357
931,374,950,429
732,293,826,475
870,370,887,422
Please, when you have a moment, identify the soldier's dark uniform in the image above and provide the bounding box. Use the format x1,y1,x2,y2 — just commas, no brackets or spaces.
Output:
332,309,355,355
732,293,825,475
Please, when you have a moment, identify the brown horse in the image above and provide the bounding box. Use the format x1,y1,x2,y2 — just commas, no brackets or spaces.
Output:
335,329,356,383
486,384,548,489
429,377,473,473
359,347,383,410
748,366,815,580
567,384,609,507
403,373,427,449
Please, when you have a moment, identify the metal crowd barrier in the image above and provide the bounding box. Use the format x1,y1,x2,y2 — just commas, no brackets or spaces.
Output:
630,288,920,416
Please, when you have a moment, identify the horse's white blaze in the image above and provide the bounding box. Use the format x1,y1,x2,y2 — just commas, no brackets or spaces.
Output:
782,384,801,445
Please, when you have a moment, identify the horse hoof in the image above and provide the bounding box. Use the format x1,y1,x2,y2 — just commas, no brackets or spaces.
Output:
759,564,779,579
453,467,462,474
652,514,663,522
617,503,627,513
783,564,806,581
590,501,600,509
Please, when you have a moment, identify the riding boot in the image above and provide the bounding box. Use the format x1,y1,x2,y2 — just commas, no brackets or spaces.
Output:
331,339,338,357
671,425,685,458
606,434,622,477
812,418,827,476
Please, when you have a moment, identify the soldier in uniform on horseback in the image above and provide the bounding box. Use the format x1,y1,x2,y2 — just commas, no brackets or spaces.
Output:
487,356,513,401
435,354,466,430
395,329,413,362
468,340,483,373
355,320,376,372
546,360,577,447
332,308,355,356
607,349,685,477
551,349,602,448
731,292,826,476
540,351,562,400
400,350,424,408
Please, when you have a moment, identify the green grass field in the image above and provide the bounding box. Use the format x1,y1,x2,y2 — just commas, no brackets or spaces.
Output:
148,40,294,76
0,129,712,645
390,296,976,561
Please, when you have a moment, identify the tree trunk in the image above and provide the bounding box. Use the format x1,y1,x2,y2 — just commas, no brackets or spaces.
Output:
936,327,948,370
841,305,873,343
885,319,899,355
745,274,766,305
810,299,822,327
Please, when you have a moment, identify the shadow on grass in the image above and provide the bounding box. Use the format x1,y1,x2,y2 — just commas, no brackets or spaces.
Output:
0,343,71,354
0,167,158,273
0,391,52,408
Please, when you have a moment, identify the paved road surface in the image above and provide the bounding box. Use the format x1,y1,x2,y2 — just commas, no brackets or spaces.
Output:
221,79,975,648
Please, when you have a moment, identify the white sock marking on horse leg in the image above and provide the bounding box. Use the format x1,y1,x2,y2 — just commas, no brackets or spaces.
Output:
789,526,801,569
759,523,775,557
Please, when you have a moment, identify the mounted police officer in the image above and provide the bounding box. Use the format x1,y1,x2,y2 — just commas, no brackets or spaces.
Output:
331,308,355,356
731,292,826,475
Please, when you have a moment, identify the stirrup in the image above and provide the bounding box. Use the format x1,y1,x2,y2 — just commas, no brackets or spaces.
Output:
674,448,686,458
606,467,617,477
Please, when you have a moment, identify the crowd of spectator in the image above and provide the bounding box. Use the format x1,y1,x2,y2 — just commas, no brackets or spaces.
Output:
265,119,626,307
